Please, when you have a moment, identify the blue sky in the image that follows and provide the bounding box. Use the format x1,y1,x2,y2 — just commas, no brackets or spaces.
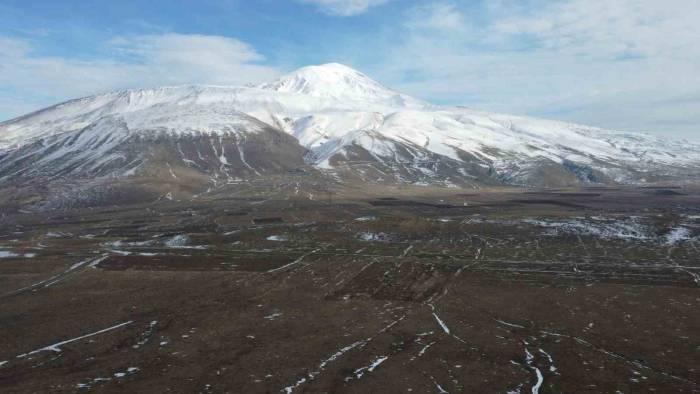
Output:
1,0,698,141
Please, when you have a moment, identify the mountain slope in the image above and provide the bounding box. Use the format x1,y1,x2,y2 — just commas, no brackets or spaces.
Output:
1,63,699,191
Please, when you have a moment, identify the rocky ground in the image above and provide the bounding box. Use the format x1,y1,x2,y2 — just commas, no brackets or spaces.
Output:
0,185,699,393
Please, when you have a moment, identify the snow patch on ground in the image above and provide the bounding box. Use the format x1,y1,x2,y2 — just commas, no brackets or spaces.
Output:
355,216,376,222
665,227,692,245
164,234,190,247
16,321,133,359
347,355,388,381
76,367,139,389
0,250,19,258
358,232,392,242
522,217,651,240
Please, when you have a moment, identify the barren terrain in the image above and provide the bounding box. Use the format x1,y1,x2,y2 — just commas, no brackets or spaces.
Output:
1,184,698,393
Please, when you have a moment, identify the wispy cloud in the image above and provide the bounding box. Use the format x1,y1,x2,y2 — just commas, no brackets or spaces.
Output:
295,0,391,16
0,33,279,120
491,0,700,59
373,0,700,139
107,33,278,85
406,3,467,32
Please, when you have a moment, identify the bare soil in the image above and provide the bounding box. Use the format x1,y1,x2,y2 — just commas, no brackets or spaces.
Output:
0,186,698,393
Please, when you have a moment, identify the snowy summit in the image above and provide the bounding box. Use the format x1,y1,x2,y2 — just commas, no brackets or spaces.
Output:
1,63,699,186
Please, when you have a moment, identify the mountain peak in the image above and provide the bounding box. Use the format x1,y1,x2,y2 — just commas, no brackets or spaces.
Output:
307,62,362,72
259,63,421,107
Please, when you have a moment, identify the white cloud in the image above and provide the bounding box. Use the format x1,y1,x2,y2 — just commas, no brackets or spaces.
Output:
406,3,467,31
296,0,391,16
492,0,700,59
107,33,279,86
373,0,700,140
0,33,279,120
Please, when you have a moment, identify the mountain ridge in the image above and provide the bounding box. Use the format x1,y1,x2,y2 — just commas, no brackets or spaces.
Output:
1,63,699,193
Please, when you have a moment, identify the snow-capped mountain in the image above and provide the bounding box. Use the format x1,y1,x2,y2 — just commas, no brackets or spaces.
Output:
1,62,699,189
260,63,425,108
